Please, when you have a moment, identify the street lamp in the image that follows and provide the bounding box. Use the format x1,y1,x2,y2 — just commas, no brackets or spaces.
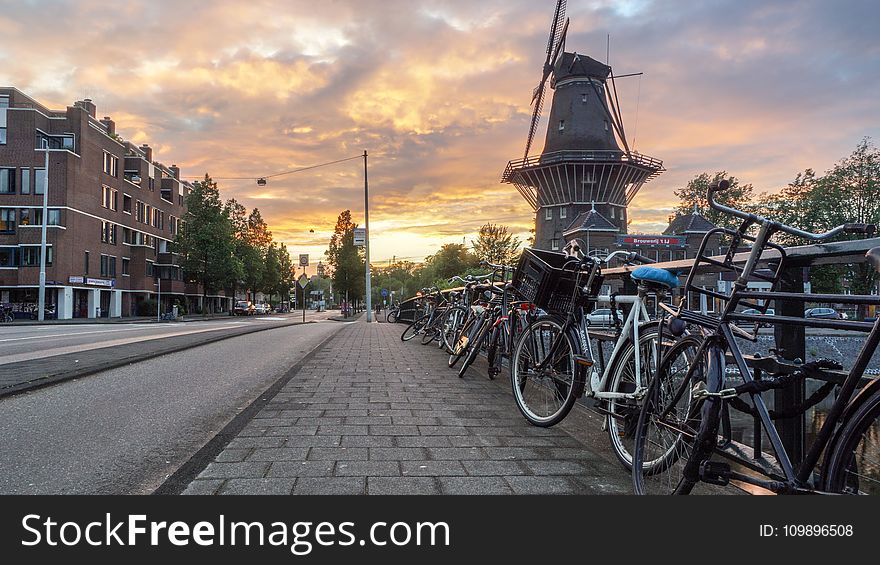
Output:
36,138,50,322
363,150,373,322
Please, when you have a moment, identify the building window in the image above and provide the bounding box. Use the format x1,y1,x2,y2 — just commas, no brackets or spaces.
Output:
559,207,567,220
0,168,15,193
21,246,53,267
19,209,31,226
101,221,117,245
103,151,118,177
0,247,16,267
48,209,60,226
136,201,146,223
545,208,552,221
123,194,132,214
0,209,15,233
0,95,8,109
34,168,45,195
102,186,118,210
610,207,616,219
84,251,90,275
20,168,30,195
558,120,565,132
551,238,560,251
0,128,6,144
581,93,588,103
146,260,154,277
122,257,130,276
100,255,116,277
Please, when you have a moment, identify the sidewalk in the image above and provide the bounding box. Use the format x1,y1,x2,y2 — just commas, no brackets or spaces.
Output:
179,320,632,495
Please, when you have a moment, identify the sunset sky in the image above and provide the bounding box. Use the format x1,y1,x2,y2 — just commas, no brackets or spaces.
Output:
1,0,877,265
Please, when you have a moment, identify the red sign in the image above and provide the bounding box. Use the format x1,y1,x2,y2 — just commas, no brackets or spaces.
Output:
617,235,685,246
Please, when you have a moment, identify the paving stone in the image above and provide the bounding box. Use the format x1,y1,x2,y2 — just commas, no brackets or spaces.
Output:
215,449,251,463
267,461,335,478
220,478,297,495
438,477,513,495
401,461,467,476
182,479,225,495
505,476,583,495
462,460,529,476
283,436,342,448
369,447,427,461
308,447,369,461
523,460,591,476
294,477,366,495
335,461,401,476
395,436,452,448
426,447,488,460
340,435,394,448
246,448,309,461
368,477,439,495
226,437,287,449
198,462,270,480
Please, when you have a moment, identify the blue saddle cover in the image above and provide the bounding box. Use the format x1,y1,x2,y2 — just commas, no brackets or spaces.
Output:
630,266,680,289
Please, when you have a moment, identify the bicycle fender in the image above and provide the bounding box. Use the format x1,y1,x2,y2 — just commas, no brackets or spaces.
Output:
820,376,880,476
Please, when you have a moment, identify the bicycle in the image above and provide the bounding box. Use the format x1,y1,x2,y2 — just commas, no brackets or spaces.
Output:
1,305,13,324
447,266,511,371
401,288,445,342
509,242,681,469
631,179,880,494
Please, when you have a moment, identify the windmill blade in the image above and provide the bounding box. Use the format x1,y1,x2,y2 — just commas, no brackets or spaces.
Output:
551,18,569,77
524,81,547,159
545,0,568,63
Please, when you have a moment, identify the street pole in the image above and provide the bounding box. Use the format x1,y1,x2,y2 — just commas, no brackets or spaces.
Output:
302,265,307,323
364,150,372,322
37,141,49,322
157,276,161,322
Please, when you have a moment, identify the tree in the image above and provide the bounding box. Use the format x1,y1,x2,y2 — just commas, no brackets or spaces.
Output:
422,243,479,282
471,223,522,267
756,138,880,308
261,243,283,301
175,174,237,314
673,171,754,230
325,210,365,306
242,208,272,302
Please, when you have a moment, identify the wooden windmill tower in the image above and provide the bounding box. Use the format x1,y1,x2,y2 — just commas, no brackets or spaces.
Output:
501,0,664,253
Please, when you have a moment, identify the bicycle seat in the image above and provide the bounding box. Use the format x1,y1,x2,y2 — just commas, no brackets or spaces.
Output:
868,247,880,274
629,266,680,290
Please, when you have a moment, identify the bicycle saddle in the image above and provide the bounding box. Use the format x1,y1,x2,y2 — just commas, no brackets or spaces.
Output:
867,247,880,274
629,266,680,289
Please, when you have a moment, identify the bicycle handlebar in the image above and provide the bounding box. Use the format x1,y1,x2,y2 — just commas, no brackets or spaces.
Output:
708,179,877,241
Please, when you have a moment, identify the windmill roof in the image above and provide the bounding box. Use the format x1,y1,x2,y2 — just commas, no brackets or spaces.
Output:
663,212,717,235
563,209,619,235
554,53,612,83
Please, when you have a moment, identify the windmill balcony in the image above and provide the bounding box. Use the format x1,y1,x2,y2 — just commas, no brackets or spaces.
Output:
501,149,664,183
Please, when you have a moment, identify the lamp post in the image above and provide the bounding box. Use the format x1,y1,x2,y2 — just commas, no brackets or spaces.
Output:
363,150,372,322
37,138,50,322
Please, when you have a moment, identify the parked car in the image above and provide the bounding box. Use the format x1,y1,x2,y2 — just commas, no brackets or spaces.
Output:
805,307,843,320
234,300,255,316
585,308,625,326
741,308,775,328
253,303,271,315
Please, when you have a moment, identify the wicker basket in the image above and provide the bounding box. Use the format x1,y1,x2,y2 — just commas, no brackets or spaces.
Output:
512,248,602,314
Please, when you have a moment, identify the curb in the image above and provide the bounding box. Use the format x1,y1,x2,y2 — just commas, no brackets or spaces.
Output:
0,321,316,399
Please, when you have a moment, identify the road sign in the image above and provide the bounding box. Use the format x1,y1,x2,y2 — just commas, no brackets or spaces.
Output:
298,273,309,289
381,288,388,297
299,254,309,267
353,228,366,246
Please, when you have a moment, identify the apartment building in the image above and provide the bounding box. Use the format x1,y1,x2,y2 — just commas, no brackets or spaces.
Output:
0,87,229,318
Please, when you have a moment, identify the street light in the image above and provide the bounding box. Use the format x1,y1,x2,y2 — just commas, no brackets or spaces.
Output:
363,150,373,322
36,138,50,322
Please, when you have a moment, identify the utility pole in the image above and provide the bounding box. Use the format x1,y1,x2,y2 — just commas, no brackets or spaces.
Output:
37,139,49,322
364,150,372,322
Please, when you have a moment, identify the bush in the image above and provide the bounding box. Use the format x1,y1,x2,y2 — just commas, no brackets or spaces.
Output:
173,299,188,316
137,299,158,316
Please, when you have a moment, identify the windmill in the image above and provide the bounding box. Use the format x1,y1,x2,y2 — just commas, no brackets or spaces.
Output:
502,0,664,253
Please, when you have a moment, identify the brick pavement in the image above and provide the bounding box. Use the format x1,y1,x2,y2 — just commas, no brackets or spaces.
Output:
182,320,632,495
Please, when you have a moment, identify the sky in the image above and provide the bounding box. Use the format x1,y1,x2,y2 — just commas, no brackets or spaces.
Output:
1,0,877,265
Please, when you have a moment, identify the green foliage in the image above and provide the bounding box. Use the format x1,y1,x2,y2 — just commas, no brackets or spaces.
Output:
137,299,157,316
673,171,754,230
471,223,522,267
174,175,237,313
325,210,365,303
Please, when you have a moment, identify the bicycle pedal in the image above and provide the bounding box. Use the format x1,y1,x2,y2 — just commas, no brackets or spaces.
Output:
700,461,731,486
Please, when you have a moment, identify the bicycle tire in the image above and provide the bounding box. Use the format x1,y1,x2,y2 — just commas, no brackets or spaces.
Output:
822,388,880,494
605,325,662,471
631,335,706,494
458,317,491,378
440,306,467,354
387,309,398,323
401,315,428,342
420,316,439,345
510,315,584,427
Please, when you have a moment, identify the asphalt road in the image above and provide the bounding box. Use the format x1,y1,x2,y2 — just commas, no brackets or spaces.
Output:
0,313,334,366
0,319,349,494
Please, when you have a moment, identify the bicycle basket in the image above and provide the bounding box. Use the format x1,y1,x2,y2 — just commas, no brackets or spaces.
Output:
512,248,603,314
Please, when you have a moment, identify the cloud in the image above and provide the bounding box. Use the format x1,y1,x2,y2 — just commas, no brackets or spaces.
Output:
1,0,877,263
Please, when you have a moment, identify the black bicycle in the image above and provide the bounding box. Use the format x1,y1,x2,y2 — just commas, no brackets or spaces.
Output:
632,179,880,495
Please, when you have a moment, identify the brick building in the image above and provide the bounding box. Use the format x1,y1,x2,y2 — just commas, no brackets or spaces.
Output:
0,88,230,319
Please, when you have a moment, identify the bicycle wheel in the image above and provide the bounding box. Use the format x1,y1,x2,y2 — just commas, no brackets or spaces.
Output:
420,316,439,345
605,325,662,471
632,338,724,495
401,315,428,342
387,309,398,323
448,313,482,368
823,388,880,494
631,335,705,494
510,315,584,427
458,317,491,378
440,307,467,353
